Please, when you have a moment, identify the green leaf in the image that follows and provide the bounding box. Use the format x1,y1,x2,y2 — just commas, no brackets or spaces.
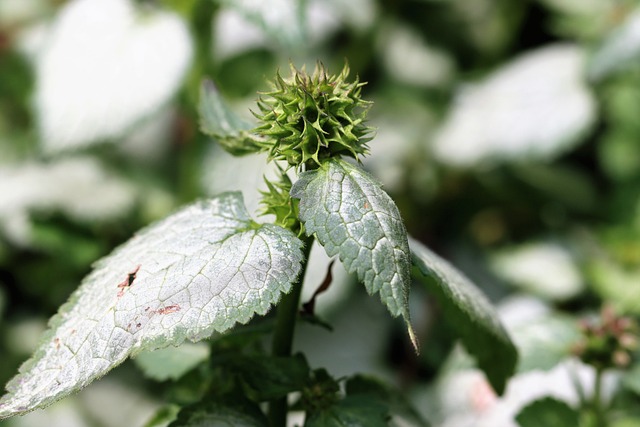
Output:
170,400,268,427
134,343,210,381
199,79,262,155
235,353,310,401
409,238,517,395
143,404,181,427
0,192,304,418
346,375,430,427
291,159,416,347
516,397,579,427
305,396,389,427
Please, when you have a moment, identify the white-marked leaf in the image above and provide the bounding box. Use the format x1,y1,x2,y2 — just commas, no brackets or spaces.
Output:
589,8,640,80
0,192,304,418
409,238,517,395
199,80,262,156
432,44,595,167
291,159,415,346
217,0,308,52
36,0,192,152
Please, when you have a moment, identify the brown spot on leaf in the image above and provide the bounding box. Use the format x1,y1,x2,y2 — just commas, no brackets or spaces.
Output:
156,305,181,315
363,202,370,209
54,338,61,349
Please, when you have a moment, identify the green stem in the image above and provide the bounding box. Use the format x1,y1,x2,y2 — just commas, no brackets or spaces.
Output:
592,367,606,427
268,236,314,427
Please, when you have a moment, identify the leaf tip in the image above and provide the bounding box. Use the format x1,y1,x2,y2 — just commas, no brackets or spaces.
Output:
407,321,420,355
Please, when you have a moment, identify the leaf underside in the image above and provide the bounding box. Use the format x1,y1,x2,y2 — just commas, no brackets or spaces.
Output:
291,159,414,343
409,238,518,395
0,192,303,418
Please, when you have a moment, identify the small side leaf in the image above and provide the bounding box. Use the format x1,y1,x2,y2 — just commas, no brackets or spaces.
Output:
199,79,262,155
409,238,517,395
516,397,580,427
170,400,268,427
346,375,430,427
305,396,389,427
234,353,311,401
291,159,416,348
0,192,304,418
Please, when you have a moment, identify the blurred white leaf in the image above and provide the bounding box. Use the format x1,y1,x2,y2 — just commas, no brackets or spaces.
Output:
436,296,617,427
35,0,192,152
437,360,592,427
432,44,596,167
0,156,137,245
201,145,278,217
8,398,87,427
589,8,640,80
77,378,160,427
491,242,583,301
213,0,345,59
134,343,210,381
216,0,306,53
378,21,454,88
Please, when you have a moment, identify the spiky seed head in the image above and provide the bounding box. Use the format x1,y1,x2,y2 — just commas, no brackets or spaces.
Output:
253,63,373,168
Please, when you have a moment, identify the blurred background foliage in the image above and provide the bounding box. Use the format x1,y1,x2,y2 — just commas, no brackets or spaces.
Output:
1,0,640,426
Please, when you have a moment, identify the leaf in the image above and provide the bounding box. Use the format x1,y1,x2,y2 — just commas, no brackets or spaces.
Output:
512,314,581,373
36,0,192,152
589,8,640,80
305,396,389,427
0,192,304,418
515,397,580,427
409,238,517,395
199,79,262,155
169,400,268,427
290,159,416,347
134,343,210,381
431,44,595,167
346,375,430,427
234,353,310,401
216,0,308,53
143,404,181,427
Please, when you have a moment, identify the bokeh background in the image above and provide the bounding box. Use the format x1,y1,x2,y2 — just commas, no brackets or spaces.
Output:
1,0,640,426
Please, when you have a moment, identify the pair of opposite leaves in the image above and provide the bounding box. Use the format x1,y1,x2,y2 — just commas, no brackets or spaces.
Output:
0,157,516,418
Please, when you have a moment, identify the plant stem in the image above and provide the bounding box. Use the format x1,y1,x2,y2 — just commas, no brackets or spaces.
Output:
592,367,606,427
268,236,314,427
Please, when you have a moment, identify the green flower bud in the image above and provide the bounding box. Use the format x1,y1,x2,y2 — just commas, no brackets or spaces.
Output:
253,63,373,168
